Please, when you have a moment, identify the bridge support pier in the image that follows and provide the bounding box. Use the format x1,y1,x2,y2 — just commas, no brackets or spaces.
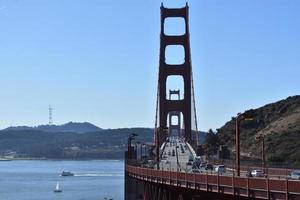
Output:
125,171,144,200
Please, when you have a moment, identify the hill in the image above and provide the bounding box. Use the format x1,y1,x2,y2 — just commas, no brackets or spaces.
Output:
0,124,207,159
3,122,102,133
217,95,300,164
0,128,153,159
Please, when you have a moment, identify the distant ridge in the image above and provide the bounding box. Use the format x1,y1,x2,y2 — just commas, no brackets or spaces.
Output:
3,122,102,133
0,125,207,159
0,127,153,159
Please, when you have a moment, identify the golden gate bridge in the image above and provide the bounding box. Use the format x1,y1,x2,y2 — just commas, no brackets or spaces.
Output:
125,2,300,200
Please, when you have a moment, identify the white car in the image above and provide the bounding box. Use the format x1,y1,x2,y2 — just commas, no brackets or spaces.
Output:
215,165,226,173
290,171,300,180
251,170,264,177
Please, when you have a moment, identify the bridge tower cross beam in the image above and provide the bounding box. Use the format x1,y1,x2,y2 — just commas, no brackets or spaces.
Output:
168,90,182,138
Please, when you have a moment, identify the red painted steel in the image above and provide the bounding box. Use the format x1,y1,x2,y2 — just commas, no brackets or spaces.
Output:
249,178,267,190
195,174,206,184
269,179,286,192
126,165,300,199
234,177,247,188
289,180,300,193
162,170,169,180
176,172,185,182
219,176,233,186
170,171,177,181
157,170,163,180
186,173,194,182
207,175,218,185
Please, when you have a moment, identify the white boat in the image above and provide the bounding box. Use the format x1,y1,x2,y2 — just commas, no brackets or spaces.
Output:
54,181,62,193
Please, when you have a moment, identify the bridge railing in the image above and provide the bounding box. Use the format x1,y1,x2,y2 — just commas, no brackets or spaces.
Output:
126,164,300,198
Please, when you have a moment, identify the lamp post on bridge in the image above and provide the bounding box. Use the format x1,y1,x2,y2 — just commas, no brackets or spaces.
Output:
142,143,147,159
135,142,141,160
236,113,254,176
127,133,138,161
255,133,266,173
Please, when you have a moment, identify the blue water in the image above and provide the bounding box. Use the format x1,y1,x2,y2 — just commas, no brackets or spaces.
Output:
0,160,124,200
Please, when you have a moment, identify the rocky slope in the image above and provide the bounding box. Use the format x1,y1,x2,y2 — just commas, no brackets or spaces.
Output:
217,95,300,163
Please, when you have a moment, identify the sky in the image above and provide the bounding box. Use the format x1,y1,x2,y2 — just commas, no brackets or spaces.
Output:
0,0,299,131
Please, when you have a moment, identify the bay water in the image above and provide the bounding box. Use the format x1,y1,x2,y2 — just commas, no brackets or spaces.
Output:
0,160,124,200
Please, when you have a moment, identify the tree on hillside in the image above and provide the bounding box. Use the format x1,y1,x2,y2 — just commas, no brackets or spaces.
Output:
203,129,219,157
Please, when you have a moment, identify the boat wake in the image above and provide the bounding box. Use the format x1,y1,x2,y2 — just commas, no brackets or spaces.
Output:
74,173,124,177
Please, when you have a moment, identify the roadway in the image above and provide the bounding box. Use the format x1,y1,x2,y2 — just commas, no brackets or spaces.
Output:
159,136,193,172
158,136,297,181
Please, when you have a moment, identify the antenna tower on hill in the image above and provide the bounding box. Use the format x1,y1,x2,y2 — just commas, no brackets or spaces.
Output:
49,104,53,125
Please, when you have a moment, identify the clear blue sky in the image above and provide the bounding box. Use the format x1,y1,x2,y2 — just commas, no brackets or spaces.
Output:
0,0,299,131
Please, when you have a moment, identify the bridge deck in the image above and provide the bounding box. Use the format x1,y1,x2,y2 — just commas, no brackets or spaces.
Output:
160,137,194,172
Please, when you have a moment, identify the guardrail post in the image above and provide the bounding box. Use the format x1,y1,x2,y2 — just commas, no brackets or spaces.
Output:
217,172,220,193
286,178,289,200
185,171,187,188
176,170,178,186
232,175,235,196
194,172,196,189
247,176,250,198
146,168,148,181
206,172,208,191
266,177,270,200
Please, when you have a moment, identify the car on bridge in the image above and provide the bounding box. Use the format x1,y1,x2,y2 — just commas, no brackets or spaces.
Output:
192,156,201,168
251,170,264,177
200,162,206,168
290,171,300,180
205,163,214,170
215,165,226,174
187,156,194,165
200,162,213,171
